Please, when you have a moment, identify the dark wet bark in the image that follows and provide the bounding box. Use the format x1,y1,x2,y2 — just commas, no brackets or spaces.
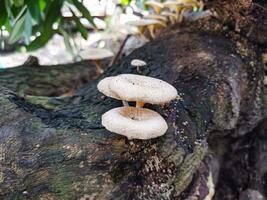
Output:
0,21,264,199
206,0,267,46
211,118,267,200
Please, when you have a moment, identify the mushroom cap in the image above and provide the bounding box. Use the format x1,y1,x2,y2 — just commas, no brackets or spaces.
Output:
127,19,165,27
109,74,178,104
163,1,184,7
163,1,197,8
161,11,179,22
262,53,267,63
80,48,114,60
145,1,164,8
161,11,178,18
144,14,168,22
131,59,147,67
177,0,199,3
102,107,168,139
97,76,120,99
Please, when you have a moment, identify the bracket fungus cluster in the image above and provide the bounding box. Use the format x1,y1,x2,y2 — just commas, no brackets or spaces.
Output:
97,74,178,140
80,48,114,74
127,0,204,40
127,19,166,40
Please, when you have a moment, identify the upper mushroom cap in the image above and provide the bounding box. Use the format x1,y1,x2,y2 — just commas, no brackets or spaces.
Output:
80,48,114,60
131,59,147,67
102,107,168,139
127,19,166,27
144,14,168,22
161,11,179,20
161,11,178,17
97,76,120,99
109,74,178,104
145,1,164,8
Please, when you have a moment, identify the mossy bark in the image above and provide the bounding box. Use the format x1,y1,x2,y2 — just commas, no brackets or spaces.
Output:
0,22,264,200
0,60,103,97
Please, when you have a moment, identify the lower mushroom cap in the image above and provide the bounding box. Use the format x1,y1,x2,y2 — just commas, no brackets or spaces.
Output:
102,107,168,140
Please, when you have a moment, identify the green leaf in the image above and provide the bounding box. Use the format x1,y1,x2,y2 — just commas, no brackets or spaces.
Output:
4,0,14,21
0,0,8,26
4,19,11,32
120,0,131,6
12,5,27,23
26,31,53,51
44,0,64,30
8,15,25,43
71,0,96,28
60,29,75,56
39,0,47,11
8,6,27,43
13,0,24,7
25,0,41,22
34,0,64,41
23,9,32,45
70,9,88,39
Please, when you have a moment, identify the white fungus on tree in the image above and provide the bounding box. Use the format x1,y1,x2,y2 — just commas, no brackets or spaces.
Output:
97,74,178,140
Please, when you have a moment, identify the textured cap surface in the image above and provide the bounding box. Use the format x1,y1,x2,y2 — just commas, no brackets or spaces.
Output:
97,77,120,99
145,1,164,8
131,59,147,67
109,74,178,104
127,19,165,27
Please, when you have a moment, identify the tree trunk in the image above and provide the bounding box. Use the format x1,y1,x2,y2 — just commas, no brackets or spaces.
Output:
0,13,265,200
0,59,107,97
207,0,267,46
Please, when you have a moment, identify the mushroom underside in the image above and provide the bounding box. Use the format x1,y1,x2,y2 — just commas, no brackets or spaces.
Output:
102,107,168,140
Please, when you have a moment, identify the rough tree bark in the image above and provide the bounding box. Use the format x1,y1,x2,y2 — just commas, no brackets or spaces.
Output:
0,1,267,200
0,59,106,97
207,0,267,46
0,17,264,199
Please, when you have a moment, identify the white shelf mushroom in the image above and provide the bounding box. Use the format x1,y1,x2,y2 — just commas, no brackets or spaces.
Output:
97,76,129,106
144,14,168,23
102,107,168,140
97,74,178,140
127,19,166,39
163,0,203,22
145,1,164,14
80,48,114,74
163,1,186,22
161,11,179,24
109,74,178,107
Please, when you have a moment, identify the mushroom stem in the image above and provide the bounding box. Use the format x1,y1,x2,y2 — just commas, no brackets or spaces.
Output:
137,27,149,41
93,60,104,74
154,8,161,15
122,100,129,107
137,66,141,73
169,16,176,24
147,25,156,39
136,101,145,108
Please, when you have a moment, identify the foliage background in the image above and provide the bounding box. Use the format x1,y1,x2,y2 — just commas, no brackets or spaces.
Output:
0,0,100,51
